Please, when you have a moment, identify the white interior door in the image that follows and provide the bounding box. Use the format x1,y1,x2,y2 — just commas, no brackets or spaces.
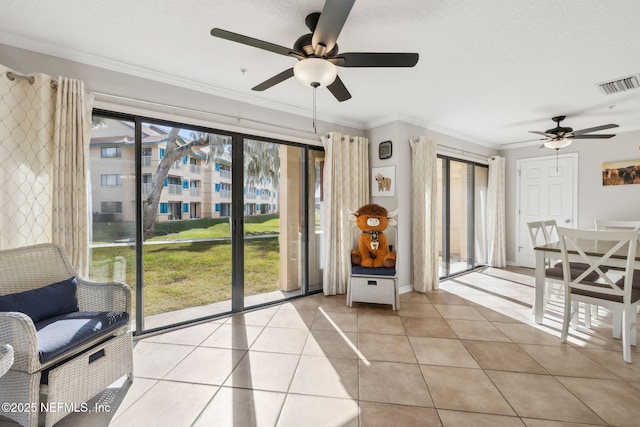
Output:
516,153,578,268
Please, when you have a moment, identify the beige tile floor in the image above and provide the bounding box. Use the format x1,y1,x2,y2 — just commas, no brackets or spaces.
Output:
3,267,640,426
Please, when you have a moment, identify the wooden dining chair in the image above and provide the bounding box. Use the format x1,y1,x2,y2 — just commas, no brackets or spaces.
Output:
527,220,596,324
558,227,640,363
527,220,564,302
594,219,640,232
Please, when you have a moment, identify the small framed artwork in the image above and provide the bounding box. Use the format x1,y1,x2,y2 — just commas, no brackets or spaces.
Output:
378,140,392,159
602,160,640,186
372,166,395,197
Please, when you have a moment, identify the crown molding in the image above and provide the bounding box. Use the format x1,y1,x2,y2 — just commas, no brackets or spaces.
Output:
0,33,367,130
366,113,499,149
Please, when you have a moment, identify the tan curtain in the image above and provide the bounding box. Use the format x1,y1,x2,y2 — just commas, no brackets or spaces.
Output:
487,156,506,267
0,64,93,274
409,136,439,292
0,64,56,249
51,77,94,275
321,132,369,295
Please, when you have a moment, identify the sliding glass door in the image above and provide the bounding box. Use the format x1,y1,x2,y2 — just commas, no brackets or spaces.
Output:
243,138,305,307
437,156,488,278
139,124,234,330
89,111,323,334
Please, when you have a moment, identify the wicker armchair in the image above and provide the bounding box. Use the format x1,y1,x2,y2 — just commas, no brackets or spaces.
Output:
0,244,133,427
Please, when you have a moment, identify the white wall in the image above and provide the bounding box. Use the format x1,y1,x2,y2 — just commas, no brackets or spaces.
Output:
366,120,498,290
500,130,640,264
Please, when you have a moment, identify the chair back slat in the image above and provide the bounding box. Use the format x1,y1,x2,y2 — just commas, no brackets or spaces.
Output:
557,227,639,299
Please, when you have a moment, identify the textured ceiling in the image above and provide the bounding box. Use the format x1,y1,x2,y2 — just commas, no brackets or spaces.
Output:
2,0,640,148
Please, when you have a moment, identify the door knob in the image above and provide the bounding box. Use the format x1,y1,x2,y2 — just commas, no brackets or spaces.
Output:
564,219,571,223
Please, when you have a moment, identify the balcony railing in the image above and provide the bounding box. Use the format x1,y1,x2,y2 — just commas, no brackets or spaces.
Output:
142,156,152,167
220,189,231,199
190,187,201,197
219,169,231,179
189,164,202,175
168,184,182,195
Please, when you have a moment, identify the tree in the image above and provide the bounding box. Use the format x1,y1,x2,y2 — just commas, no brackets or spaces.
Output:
243,139,280,188
142,131,281,236
143,129,227,235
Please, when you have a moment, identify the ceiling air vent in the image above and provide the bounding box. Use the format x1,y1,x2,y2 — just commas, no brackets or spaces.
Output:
597,73,640,95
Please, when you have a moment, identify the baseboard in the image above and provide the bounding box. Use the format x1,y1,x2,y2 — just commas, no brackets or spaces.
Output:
399,284,413,294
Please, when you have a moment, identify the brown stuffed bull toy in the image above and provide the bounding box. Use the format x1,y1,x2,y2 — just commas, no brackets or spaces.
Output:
349,204,397,268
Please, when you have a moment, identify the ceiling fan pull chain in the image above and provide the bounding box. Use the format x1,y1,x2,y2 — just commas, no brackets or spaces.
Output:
312,82,319,134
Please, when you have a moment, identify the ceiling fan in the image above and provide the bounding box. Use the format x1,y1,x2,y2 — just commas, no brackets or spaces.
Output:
210,0,419,102
528,116,619,149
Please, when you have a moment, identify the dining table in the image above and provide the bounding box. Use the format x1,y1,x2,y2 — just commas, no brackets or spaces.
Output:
533,238,640,324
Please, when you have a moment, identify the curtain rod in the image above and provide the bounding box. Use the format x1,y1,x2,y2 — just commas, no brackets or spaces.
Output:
93,91,323,138
437,143,493,163
5,68,321,138
5,70,58,89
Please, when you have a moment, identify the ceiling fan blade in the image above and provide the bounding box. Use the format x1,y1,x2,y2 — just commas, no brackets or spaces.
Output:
312,0,355,53
570,134,616,139
252,68,295,91
326,75,352,102
211,28,303,59
528,130,551,136
501,137,548,146
571,123,619,135
335,52,419,67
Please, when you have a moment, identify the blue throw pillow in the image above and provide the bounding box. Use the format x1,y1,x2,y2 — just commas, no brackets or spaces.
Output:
0,277,79,322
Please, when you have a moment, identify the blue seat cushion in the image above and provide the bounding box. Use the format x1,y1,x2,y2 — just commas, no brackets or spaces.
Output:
351,266,396,276
35,311,129,363
0,277,78,322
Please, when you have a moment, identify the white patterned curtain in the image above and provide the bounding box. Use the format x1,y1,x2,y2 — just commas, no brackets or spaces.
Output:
51,77,94,275
409,136,439,292
321,132,369,295
0,65,94,274
487,156,506,267
1,64,56,249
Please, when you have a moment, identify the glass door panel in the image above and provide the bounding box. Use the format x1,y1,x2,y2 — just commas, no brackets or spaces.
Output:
474,166,489,267
436,158,444,277
449,161,470,275
89,116,138,324
308,148,325,293
243,139,304,307
141,124,233,330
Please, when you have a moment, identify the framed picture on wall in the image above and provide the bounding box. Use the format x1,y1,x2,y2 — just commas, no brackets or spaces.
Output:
602,160,640,186
372,166,395,197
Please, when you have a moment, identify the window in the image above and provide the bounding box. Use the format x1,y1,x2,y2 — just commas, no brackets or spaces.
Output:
101,174,122,186
101,147,121,158
101,201,122,213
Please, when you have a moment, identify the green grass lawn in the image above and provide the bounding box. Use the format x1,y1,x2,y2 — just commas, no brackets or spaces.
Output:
90,214,283,317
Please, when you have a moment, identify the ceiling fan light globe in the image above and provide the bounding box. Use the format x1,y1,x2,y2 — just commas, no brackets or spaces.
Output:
294,58,337,87
544,138,572,149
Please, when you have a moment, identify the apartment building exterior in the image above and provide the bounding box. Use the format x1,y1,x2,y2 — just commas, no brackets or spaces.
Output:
89,120,277,225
